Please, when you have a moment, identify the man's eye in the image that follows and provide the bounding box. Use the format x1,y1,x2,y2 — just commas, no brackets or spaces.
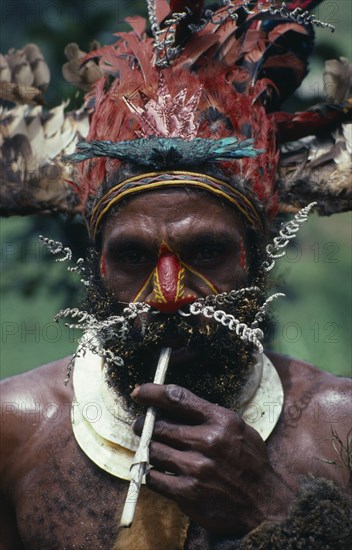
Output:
118,250,151,264
195,246,222,261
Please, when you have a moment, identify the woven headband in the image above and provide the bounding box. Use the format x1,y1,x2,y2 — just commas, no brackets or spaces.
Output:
90,171,263,238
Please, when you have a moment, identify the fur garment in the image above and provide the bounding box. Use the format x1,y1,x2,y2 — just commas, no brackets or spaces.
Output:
188,478,352,549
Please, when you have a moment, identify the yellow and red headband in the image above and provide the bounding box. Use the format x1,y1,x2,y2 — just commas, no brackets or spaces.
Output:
90,171,263,238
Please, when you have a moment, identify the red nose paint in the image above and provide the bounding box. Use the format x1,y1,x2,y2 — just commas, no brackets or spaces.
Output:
146,243,196,313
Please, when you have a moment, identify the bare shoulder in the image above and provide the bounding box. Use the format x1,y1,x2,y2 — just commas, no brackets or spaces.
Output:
0,358,73,480
268,350,352,407
268,351,351,486
0,356,73,402
269,351,351,429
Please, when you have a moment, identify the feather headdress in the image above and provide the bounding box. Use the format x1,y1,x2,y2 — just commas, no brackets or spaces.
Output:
1,0,351,224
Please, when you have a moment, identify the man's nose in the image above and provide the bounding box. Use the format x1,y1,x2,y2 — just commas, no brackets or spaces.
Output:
145,243,197,313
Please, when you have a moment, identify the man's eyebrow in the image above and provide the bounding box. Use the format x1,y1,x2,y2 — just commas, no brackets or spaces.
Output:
181,232,238,248
105,236,153,253
105,232,238,250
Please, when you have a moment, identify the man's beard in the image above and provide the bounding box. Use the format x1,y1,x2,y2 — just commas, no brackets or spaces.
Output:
82,250,269,415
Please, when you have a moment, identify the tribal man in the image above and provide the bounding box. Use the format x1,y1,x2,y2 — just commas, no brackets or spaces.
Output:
1,1,351,549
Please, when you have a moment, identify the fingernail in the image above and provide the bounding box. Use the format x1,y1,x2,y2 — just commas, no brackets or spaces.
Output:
130,386,140,399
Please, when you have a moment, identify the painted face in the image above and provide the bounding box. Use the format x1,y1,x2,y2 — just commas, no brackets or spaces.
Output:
101,189,248,308
89,189,264,408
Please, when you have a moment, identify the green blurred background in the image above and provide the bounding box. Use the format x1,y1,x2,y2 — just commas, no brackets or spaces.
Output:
1,1,351,379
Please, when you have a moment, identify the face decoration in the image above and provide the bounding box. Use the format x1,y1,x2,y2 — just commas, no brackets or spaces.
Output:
133,242,218,313
239,237,247,272
81,190,269,415
100,252,107,278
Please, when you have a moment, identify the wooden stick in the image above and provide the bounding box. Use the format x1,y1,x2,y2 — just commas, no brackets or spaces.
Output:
120,346,172,528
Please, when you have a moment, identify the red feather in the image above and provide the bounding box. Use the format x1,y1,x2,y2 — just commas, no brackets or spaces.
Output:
71,1,332,221
124,16,146,37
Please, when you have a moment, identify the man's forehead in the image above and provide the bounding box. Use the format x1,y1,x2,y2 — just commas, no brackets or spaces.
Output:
102,189,246,242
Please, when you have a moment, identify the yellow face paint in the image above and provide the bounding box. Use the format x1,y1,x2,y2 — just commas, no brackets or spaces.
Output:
132,243,219,311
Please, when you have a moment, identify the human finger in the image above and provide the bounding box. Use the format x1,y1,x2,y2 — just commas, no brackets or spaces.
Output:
133,415,198,449
131,383,216,423
146,468,193,504
149,441,184,473
149,442,212,480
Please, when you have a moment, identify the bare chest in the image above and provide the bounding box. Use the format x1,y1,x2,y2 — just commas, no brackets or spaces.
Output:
11,399,343,549
13,411,128,549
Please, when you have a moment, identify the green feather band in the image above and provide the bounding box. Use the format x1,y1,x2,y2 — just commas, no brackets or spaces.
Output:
62,136,264,169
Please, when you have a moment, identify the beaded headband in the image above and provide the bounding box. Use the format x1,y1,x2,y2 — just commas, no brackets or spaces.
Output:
90,171,263,238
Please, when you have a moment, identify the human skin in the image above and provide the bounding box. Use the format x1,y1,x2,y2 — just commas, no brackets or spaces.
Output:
100,190,248,306
0,190,351,549
100,189,248,370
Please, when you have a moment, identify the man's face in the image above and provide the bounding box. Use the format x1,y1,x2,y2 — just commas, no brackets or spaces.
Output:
92,189,264,411
101,189,247,303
